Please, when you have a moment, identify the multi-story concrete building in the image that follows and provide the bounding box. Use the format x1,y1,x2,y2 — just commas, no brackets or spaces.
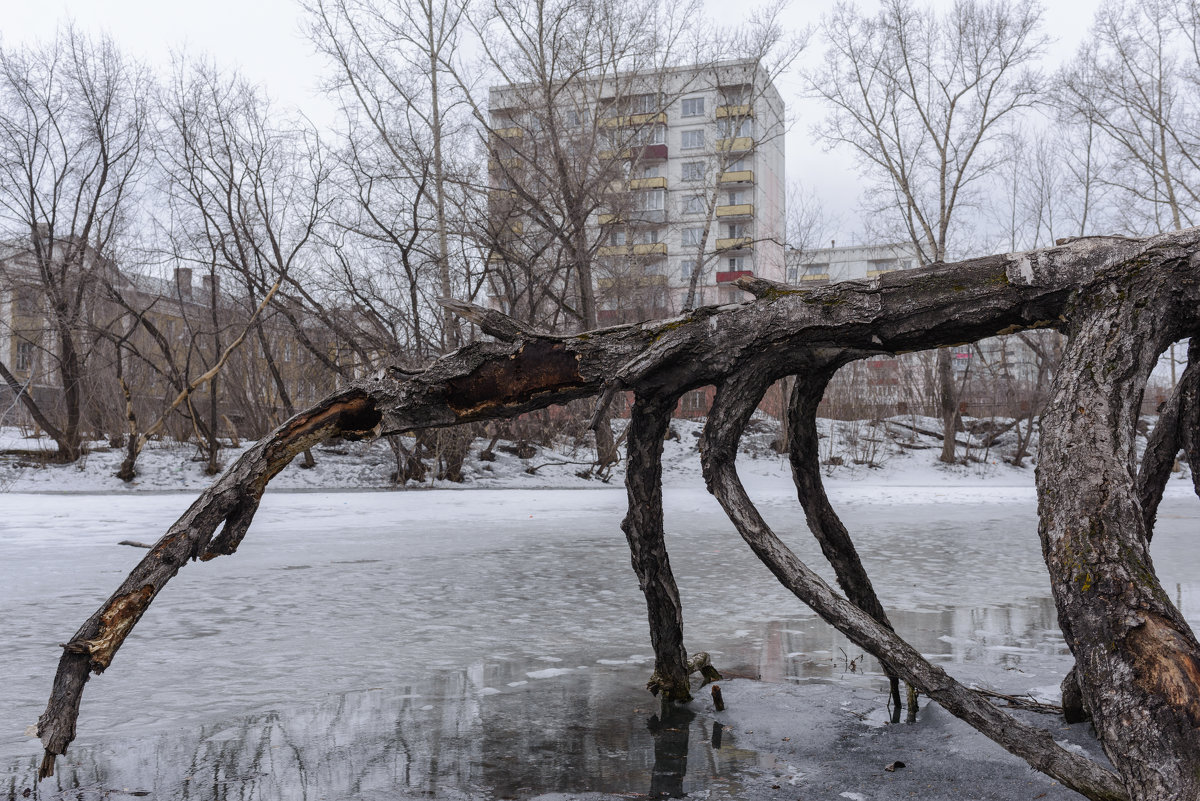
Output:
785,241,921,286
486,59,786,327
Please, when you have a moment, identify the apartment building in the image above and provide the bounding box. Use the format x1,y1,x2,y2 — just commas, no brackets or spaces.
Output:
785,241,921,286
486,59,786,327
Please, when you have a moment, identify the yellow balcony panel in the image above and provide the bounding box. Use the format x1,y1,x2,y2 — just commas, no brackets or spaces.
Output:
631,242,667,256
716,136,755,152
715,203,754,218
628,176,667,190
598,273,669,290
867,268,896,278
719,170,754,184
800,273,830,282
715,237,752,251
715,104,752,118
599,111,667,128
598,213,621,225
487,157,524,171
491,126,524,139
598,242,667,258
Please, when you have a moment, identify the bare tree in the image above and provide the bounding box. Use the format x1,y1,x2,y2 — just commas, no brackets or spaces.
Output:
808,0,1045,463
0,27,149,461
1058,0,1200,234
36,229,1200,800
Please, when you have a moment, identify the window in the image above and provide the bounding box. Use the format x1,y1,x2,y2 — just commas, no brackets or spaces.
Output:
681,260,697,280
722,86,748,105
681,97,705,117
15,342,34,371
684,194,706,214
634,125,666,145
786,266,799,282
610,229,628,245
630,93,661,114
633,229,659,245
681,129,704,149
727,158,747,171
14,288,36,315
681,161,705,181
681,227,704,247
727,256,748,271
719,118,752,138
639,165,661,178
637,189,665,211
725,223,749,238
727,190,745,205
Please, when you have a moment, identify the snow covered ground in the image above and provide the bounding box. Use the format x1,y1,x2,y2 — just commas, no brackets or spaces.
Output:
2,419,1198,800
0,414,1190,496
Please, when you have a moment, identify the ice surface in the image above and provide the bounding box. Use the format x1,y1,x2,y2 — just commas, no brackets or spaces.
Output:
1,481,1198,800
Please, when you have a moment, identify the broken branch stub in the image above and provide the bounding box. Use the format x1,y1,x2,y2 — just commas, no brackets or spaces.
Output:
34,230,1200,801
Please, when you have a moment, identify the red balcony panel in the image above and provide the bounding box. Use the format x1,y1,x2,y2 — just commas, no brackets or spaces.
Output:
716,270,753,283
640,144,669,161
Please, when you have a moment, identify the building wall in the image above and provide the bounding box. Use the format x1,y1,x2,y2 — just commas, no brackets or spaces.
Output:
487,59,787,325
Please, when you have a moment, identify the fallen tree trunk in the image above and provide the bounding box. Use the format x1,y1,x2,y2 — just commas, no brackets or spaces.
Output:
35,229,1200,800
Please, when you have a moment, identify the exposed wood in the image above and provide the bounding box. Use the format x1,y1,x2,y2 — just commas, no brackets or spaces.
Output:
697,358,1126,801
34,229,1200,800
1036,238,1200,800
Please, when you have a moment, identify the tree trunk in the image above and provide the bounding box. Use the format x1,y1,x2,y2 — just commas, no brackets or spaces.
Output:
36,231,1200,799
1037,246,1200,800
621,392,691,701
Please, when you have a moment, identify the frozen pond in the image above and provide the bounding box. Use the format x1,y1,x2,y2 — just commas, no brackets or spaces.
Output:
2,481,1199,799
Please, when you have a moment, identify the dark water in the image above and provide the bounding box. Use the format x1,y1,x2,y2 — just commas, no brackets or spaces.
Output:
2,486,1198,799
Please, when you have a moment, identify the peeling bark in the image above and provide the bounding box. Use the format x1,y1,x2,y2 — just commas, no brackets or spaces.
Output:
1037,241,1200,800
698,359,1125,801
34,230,1200,799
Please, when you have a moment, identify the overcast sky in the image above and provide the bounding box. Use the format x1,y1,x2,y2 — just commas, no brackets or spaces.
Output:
6,0,1104,244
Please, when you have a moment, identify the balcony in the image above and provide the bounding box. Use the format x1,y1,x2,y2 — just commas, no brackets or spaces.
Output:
867,268,897,278
719,170,754,184
596,242,668,258
598,272,669,289
487,156,524,172
599,111,667,128
716,203,754,218
491,126,523,139
800,273,830,283
598,143,669,161
715,104,752,118
715,237,752,251
716,269,753,283
627,176,667,190
598,213,621,225
716,136,754,152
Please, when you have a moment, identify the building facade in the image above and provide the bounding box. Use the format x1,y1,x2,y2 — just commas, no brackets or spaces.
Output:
486,59,786,327
785,241,921,286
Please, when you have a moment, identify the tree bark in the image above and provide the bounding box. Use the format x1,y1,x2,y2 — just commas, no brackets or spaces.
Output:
1037,240,1200,800
697,357,1125,801
35,230,1200,799
786,356,904,719
621,392,691,701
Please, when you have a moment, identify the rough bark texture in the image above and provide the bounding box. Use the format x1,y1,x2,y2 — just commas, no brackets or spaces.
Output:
35,230,1200,800
697,358,1126,801
1036,239,1200,800
786,356,904,719
621,393,691,701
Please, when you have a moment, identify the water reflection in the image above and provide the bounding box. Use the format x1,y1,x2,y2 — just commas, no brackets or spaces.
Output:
5,492,1199,800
